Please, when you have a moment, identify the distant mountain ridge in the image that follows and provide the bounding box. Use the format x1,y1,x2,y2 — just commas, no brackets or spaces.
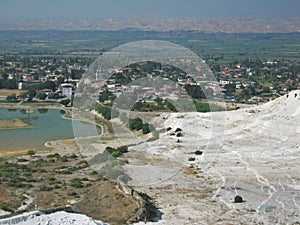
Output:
1,17,299,33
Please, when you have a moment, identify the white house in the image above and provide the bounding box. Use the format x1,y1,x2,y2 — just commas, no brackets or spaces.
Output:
61,83,73,97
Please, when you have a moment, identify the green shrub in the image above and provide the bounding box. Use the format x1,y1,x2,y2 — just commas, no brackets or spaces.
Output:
60,156,68,162
105,146,128,158
234,195,243,203
27,150,35,156
23,172,32,177
54,184,61,189
138,192,152,203
6,93,17,102
129,118,143,130
27,178,37,183
176,132,183,137
188,157,196,161
47,176,56,184
193,100,225,112
39,185,52,191
90,170,98,175
77,160,87,165
121,201,129,207
1,205,13,212
105,147,115,154
69,153,78,159
68,191,78,196
17,158,29,162
175,128,182,132
38,169,47,173
35,162,42,167
117,146,128,153
194,150,203,155
47,153,60,158
117,218,127,224
166,127,172,131
142,123,151,134
71,178,83,188
112,151,121,158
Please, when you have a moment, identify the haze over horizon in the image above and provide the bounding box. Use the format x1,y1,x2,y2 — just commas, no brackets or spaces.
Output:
1,0,299,23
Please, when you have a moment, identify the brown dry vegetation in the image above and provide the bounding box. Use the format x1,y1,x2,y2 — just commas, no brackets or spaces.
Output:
74,182,138,224
0,119,35,130
0,147,139,225
0,89,26,97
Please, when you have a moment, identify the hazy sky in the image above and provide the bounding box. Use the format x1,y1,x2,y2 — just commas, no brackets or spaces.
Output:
1,0,299,22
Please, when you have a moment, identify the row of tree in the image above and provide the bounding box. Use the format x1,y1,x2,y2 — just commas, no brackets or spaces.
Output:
95,103,118,120
0,70,17,89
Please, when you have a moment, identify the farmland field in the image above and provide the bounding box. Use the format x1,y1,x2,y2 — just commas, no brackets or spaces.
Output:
0,30,299,62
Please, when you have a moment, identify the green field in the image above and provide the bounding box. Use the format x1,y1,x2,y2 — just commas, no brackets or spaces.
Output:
0,30,299,61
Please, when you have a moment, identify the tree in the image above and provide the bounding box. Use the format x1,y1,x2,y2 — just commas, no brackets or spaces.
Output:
60,99,71,107
33,73,39,80
165,100,177,112
96,104,116,120
185,84,205,99
2,78,17,89
154,97,162,104
19,92,28,99
224,83,236,94
27,87,37,101
6,93,17,102
57,76,65,86
99,90,112,103
70,69,84,79
40,80,56,91
142,123,151,134
37,92,47,100
129,118,143,131
0,69,8,80
132,101,143,111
